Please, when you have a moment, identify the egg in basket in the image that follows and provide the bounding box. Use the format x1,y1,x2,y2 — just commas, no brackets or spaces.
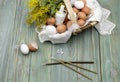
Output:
27,0,103,44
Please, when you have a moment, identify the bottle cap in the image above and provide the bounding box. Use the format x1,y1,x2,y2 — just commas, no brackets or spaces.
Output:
59,5,65,13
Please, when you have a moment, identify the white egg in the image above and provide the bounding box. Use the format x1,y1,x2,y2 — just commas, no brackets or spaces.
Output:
20,44,29,54
74,1,84,9
46,25,57,35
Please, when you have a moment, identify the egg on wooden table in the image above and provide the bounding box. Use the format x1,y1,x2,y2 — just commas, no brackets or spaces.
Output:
56,24,67,33
28,42,38,52
20,44,29,55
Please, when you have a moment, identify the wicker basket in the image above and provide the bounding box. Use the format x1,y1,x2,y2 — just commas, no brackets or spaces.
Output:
37,0,102,44
63,0,98,35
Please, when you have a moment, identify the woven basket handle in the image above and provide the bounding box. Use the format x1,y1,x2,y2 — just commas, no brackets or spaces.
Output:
63,0,82,35
63,0,77,24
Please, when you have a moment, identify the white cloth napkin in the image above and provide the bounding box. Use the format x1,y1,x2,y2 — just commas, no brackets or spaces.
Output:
86,0,116,35
36,24,79,44
95,8,116,35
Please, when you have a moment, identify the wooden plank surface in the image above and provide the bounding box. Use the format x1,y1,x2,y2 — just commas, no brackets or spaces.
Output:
0,0,31,82
0,0,119,82
99,0,120,82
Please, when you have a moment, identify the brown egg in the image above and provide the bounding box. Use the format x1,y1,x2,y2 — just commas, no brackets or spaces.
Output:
77,12,87,20
66,21,72,28
56,24,67,33
46,17,56,25
28,42,38,52
82,6,91,15
77,19,85,26
73,7,79,13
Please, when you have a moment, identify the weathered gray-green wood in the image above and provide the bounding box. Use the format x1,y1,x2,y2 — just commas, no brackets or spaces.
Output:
99,0,120,82
0,0,31,82
76,29,101,82
0,0,119,82
0,0,18,82
51,42,78,82
50,28,101,82
29,42,52,82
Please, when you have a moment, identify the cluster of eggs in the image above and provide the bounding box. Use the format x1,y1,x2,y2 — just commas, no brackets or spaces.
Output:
46,0,91,34
20,42,38,55
72,0,91,26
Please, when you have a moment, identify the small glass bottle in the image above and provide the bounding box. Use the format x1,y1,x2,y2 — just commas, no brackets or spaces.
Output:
55,5,66,25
